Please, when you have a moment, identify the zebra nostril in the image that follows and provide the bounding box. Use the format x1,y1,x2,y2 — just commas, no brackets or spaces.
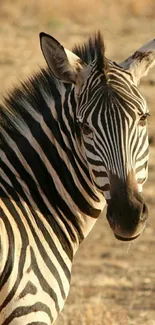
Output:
143,204,146,214
140,203,148,221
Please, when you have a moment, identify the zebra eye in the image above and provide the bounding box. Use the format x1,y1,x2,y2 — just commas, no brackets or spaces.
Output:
139,113,150,127
82,123,92,136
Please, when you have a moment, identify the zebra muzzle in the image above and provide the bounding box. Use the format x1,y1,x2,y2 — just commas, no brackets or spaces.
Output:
106,198,148,241
106,172,148,241
106,191,148,242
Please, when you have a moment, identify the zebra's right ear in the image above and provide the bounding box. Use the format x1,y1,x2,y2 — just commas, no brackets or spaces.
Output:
40,32,85,83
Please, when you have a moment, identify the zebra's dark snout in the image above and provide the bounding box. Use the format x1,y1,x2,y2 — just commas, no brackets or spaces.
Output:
107,197,148,241
106,176,148,241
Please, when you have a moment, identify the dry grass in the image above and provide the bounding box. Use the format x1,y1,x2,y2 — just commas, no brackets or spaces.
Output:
57,303,128,325
0,0,155,28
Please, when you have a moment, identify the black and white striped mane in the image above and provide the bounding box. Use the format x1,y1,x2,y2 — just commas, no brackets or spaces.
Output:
73,31,106,70
0,68,60,146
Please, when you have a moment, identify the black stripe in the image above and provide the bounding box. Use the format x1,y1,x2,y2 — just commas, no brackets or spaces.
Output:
27,323,48,325
19,281,37,299
0,191,29,312
0,140,51,216
0,169,74,260
136,165,145,173
0,159,33,204
93,170,108,178
19,205,67,300
0,141,80,247
1,302,53,325
30,247,60,313
0,192,14,291
137,147,149,162
132,132,148,159
135,133,148,157
3,133,85,241
29,207,72,277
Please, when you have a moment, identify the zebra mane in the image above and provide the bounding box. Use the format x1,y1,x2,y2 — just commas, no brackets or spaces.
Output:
72,31,106,71
0,68,64,145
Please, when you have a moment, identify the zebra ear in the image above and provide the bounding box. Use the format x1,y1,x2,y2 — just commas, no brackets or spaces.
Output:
40,32,85,83
119,39,155,85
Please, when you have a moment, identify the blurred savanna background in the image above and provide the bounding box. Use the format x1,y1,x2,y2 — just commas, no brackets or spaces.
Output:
0,1,155,324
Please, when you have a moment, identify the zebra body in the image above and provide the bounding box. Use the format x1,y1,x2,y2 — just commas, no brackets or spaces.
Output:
0,32,155,324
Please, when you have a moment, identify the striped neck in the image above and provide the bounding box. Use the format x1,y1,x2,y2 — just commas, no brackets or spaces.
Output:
0,69,105,258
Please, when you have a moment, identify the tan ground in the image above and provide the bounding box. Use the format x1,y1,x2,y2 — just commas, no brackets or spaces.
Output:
0,1,155,324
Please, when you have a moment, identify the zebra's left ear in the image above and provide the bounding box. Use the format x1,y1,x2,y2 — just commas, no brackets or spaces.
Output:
40,32,85,83
119,39,155,85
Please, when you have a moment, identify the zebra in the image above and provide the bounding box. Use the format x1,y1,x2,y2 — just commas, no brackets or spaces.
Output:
0,31,155,325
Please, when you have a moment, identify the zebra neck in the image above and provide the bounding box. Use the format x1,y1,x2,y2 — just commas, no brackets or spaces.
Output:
0,71,105,257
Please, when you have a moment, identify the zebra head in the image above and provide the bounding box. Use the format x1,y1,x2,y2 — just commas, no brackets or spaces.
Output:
40,33,155,241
